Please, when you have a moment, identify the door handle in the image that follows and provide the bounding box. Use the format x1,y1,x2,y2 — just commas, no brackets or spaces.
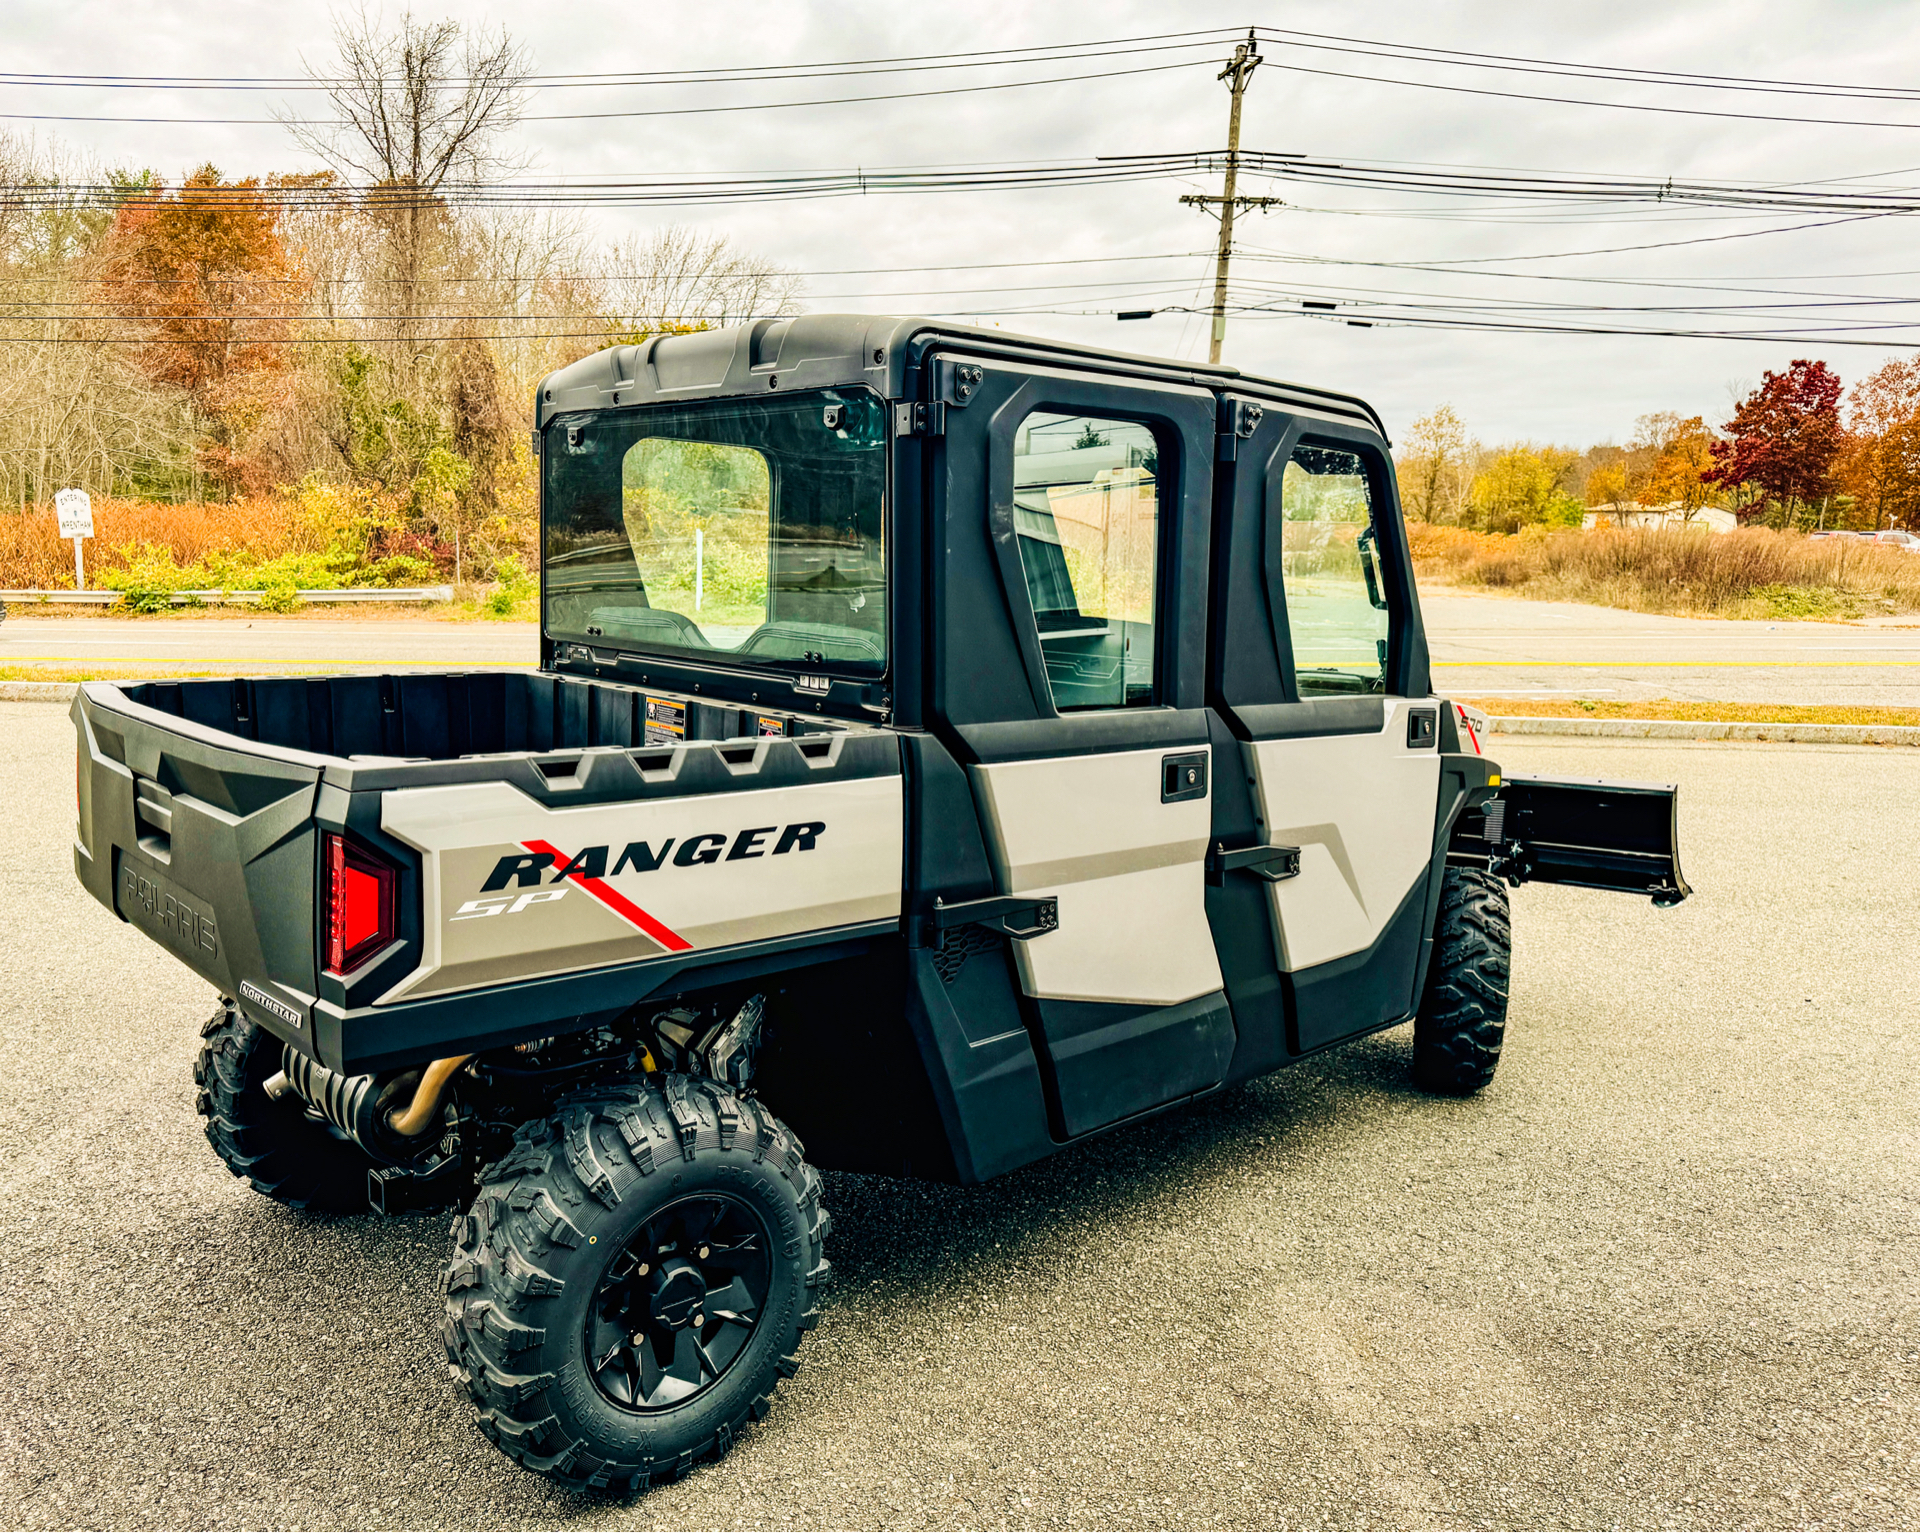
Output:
1161,751,1208,802
930,893,1061,942
1206,842,1301,887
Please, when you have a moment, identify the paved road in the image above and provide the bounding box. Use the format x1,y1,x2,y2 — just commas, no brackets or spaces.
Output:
8,592,1920,706
1424,590,1920,708
1,707,1913,1530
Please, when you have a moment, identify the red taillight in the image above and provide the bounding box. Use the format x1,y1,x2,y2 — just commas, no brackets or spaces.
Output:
324,832,397,974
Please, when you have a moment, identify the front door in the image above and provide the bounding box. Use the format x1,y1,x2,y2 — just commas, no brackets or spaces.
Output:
928,360,1234,1139
1208,399,1441,1056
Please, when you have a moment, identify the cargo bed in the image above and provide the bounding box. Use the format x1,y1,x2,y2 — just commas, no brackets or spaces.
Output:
74,671,900,1073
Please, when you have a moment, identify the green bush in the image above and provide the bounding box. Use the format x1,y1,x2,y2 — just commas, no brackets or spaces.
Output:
484,554,537,617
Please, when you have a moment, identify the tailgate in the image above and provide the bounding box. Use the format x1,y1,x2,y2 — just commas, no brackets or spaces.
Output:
74,684,325,1036
1495,772,1690,906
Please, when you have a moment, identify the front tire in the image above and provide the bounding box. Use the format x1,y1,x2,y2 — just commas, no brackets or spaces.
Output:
441,1076,829,1492
193,999,379,1212
1412,867,1511,1095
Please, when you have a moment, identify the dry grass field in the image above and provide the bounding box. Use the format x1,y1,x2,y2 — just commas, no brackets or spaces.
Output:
1410,523,1920,619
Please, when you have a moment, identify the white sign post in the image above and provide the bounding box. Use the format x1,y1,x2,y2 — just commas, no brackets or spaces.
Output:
54,489,93,591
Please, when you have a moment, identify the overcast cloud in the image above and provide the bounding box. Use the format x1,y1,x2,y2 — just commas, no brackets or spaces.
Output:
8,0,1920,445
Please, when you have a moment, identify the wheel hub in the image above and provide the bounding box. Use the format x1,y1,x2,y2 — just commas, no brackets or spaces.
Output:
584,1192,772,1413
649,1259,708,1329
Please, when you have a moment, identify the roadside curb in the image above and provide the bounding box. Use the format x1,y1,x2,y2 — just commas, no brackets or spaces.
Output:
0,681,79,703
1489,715,1920,747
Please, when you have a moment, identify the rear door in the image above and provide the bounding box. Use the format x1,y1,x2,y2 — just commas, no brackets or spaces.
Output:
925,355,1234,1139
1207,397,1441,1056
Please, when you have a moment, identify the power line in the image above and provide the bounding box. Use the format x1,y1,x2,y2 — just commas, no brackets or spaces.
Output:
0,32,1244,90
1253,28,1920,105
1248,55,1920,132
0,57,1213,126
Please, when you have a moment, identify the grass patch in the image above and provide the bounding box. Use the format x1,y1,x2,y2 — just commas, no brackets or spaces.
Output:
0,665,233,683
1410,523,1920,619
1460,696,1920,727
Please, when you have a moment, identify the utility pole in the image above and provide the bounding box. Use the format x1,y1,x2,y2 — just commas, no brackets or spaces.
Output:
1180,30,1280,364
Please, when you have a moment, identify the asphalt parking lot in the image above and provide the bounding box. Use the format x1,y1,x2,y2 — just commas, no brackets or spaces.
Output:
1,704,1914,1531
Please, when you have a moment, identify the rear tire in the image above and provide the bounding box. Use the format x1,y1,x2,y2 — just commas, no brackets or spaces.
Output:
193,999,378,1212
441,1076,829,1492
1412,868,1511,1095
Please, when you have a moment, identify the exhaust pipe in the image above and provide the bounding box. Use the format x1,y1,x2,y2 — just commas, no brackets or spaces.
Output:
275,1049,471,1162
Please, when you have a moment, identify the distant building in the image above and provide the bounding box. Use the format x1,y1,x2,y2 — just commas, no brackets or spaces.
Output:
1583,503,1738,534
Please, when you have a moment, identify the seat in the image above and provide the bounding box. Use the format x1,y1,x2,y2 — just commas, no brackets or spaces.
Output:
588,606,710,648
736,621,882,663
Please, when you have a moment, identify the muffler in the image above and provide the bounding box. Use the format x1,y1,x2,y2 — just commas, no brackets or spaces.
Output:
264,1048,471,1164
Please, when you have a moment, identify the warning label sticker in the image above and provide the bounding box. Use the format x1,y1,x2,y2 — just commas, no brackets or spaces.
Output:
755,715,788,737
644,696,687,745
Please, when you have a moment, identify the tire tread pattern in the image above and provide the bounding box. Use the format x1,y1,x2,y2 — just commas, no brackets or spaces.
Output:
192,1000,375,1212
440,1075,828,1494
1413,868,1512,1096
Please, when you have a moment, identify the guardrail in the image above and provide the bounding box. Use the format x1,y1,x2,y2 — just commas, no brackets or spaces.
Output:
0,586,454,607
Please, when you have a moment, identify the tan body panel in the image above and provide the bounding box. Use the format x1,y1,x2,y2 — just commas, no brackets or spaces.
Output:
1244,701,1441,972
378,773,904,1001
970,745,1221,1008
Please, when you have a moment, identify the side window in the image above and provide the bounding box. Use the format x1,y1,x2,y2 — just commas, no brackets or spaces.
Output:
1279,444,1390,696
1011,412,1162,711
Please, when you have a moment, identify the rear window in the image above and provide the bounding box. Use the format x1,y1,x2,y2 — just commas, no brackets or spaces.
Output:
544,388,888,675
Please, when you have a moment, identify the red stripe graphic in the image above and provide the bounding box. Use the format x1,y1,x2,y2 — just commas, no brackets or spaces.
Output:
1455,703,1483,755
520,838,692,953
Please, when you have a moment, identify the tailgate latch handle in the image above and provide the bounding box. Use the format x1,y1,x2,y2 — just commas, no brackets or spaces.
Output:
1206,842,1301,886
931,893,1060,942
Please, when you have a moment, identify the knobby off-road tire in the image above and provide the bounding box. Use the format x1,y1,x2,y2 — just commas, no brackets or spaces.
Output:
1412,867,1512,1095
193,999,378,1212
441,1075,829,1492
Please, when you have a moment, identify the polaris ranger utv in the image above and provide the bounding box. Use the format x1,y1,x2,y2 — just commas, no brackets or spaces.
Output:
72,316,1687,1491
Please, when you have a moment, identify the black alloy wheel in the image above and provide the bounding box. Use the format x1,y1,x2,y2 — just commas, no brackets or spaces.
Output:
587,1194,771,1412
443,1076,829,1492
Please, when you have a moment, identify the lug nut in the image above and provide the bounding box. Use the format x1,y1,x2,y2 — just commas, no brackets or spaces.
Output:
692,1312,705,1328
637,1262,650,1276
698,1245,710,1259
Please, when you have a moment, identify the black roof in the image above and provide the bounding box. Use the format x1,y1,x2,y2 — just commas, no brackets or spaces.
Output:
535,314,1387,439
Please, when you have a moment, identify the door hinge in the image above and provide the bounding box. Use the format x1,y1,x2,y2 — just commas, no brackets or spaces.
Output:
929,892,1059,942
894,400,946,438
1205,842,1301,886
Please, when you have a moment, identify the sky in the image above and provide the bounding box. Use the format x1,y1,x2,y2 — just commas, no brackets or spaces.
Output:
8,0,1920,447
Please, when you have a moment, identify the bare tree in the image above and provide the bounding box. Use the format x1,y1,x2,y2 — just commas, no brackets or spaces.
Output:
282,9,532,323
600,227,804,339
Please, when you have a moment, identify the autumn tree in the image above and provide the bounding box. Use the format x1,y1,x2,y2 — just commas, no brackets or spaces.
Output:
1837,357,1920,531
1469,446,1582,533
105,166,304,494
1708,360,1843,528
1396,405,1470,523
1636,413,1719,522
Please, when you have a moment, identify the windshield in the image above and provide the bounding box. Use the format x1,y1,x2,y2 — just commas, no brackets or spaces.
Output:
543,386,888,675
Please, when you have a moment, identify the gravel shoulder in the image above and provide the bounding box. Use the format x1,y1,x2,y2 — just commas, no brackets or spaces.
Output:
1,712,1913,1531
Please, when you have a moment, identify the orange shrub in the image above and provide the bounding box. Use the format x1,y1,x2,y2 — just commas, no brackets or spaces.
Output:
0,497,314,588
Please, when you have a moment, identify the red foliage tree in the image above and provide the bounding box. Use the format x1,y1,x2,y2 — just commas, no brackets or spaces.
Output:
1707,359,1844,526
105,166,304,494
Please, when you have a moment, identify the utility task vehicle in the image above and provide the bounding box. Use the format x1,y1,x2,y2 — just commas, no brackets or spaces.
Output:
72,317,1688,1491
